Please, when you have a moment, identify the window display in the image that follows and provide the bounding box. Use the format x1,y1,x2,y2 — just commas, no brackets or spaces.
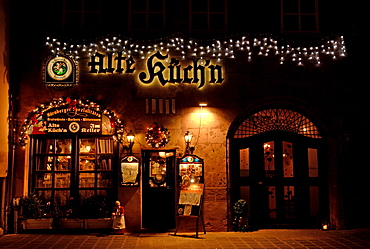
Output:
34,139,72,205
33,136,116,211
78,138,115,201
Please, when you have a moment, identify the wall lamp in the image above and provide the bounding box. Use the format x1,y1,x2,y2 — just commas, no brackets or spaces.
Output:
116,130,135,154
184,131,194,155
126,130,135,154
199,102,207,116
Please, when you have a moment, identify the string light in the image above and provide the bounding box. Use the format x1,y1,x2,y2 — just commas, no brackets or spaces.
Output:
19,97,125,147
45,34,346,66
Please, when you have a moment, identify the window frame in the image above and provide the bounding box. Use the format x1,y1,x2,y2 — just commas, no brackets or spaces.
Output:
30,134,118,212
62,0,102,31
280,0,319,34
128,0,166,31
189,0,228,33
233,131,326,227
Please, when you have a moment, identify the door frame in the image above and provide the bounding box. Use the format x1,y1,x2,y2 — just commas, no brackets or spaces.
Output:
229,131,328,229
141,149,178,230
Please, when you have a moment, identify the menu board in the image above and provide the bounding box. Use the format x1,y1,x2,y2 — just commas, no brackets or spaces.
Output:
121,156,140,186
177,184,204,216
179,155,204,189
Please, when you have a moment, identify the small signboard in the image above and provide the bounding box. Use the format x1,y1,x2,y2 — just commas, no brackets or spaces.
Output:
177,183,204,216
179,155,204,189
175,183,206,237
121,155,140,186
43,55,78,89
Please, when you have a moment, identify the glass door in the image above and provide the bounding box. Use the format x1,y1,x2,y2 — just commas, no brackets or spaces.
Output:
233,131,327,229
142,150,177,229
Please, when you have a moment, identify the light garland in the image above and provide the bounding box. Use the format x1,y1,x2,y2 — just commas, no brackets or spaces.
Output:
45,34,347,66
19,97,125,146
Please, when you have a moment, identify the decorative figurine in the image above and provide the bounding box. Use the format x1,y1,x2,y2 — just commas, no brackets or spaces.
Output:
111,201,125,234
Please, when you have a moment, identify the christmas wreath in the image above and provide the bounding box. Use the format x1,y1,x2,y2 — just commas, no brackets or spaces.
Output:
145,122,170,147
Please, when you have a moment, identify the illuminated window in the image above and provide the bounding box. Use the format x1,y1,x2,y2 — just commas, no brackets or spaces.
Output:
129,0,165,30
239,148,249,177
283,141,294,177
63,0,102,30
284,185,295,218
267,186,277,218
32,136,116,216
190,0,227,32
308,148,319,177
264,141,275,178
281,0,318,33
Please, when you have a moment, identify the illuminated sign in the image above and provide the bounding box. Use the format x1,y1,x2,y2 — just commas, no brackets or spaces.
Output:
88,51,224,89
30,105,114,135
43,55,78,89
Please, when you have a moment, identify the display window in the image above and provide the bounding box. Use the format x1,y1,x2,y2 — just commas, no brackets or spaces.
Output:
30,135,117,216
19,97,124,217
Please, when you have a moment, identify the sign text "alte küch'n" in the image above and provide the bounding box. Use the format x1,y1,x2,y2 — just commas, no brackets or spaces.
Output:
88,51,224,89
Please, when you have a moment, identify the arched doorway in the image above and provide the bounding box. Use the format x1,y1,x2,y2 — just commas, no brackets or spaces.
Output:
229,109,328,229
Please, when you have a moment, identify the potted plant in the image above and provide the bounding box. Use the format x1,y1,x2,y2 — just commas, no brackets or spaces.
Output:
55,199,84,230
20,192,53,230
78,195,112,229
232,199,249,232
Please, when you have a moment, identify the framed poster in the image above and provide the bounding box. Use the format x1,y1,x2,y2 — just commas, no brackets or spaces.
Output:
120,155,139,186
178,155,204,189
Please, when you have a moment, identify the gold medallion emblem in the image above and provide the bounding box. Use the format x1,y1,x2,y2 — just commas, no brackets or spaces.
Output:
47,56,73,81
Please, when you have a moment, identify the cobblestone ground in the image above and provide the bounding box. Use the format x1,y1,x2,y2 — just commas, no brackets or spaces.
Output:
1,229,370,249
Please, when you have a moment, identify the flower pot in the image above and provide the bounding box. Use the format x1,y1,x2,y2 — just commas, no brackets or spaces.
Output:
84,218,112,229
59,219,84,229
22,218,53,230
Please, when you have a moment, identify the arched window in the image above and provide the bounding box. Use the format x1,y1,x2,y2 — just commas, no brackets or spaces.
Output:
234,109,321,139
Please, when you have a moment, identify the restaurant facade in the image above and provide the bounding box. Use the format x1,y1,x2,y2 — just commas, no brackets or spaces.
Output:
0,0,365,234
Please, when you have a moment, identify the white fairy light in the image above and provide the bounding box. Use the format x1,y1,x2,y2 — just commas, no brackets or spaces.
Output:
45,34,346,65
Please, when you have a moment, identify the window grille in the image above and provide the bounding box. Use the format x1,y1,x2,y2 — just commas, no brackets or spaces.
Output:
63,0,102,30
129,0,165,31
234,109,321,139
190,0,227,32
281,0,318,33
